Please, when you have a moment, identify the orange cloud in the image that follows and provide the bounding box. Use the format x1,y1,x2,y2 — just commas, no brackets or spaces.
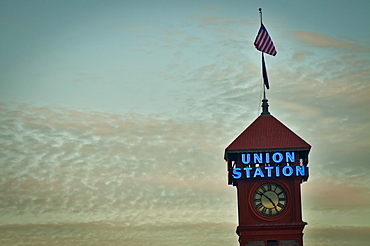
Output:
303,177,370,211
305,226,370,246
293,31,370,52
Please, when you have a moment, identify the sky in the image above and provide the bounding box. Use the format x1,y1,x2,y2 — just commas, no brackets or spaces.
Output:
0,0,369,245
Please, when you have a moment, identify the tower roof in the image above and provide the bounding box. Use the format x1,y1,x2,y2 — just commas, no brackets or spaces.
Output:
224,114,311,159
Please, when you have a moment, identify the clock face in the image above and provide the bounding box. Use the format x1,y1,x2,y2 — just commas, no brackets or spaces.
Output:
253,183,287,217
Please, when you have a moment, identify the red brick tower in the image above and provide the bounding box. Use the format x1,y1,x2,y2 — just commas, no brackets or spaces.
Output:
224,98,311,246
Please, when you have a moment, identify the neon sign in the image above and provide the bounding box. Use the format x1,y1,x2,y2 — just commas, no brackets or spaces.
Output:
232,151,308,179
233,165,306,179
241,152,295,165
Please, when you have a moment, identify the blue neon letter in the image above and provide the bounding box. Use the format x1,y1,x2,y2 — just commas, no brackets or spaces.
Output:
241,154,250,164
244,167,253,178
253,167,265,178
275,166,280,177
286,152,295,163
265,166,274,177
296,166,306,176
265,153,270,164
272,152,284,163
254,153,263,164
233,168,242,179
282,166,294,177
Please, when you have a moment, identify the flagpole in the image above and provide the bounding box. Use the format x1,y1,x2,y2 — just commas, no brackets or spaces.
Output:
261,51,269,115
259,8,269,115
262,55,266,100
259,8,266,97
254,7,275,115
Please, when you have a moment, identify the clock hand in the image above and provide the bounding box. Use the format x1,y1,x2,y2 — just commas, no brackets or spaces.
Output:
257,192,276,207
265,195,276,207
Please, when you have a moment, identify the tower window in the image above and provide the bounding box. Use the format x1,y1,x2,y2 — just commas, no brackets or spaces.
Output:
267,240,278,246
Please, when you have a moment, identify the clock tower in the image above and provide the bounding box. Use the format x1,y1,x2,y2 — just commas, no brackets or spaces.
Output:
224,98,311,246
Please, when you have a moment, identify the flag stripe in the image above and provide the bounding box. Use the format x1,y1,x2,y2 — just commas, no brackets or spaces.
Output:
254,24,277,56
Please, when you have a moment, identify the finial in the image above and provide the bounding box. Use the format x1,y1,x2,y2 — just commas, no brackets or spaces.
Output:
258,8,263,23
261,91,270,116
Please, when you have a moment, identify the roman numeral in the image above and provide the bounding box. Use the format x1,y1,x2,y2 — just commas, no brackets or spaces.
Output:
272,184,277,192
255,203,263,210
260,186,267,192
277,202,285,209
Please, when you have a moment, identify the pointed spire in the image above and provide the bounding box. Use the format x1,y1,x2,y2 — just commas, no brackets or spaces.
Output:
261,91,270,115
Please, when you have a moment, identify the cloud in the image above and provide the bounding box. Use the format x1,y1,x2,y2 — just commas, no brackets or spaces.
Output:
1,29,369,242
293,31,370,52
0,222,238,246
74,72,105,83
304,226,370,246
99,24,143,29
0,103,235,227
291,50,315,62
303,177,370,212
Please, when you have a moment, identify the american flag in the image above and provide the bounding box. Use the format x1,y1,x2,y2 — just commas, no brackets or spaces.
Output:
254,23,277,56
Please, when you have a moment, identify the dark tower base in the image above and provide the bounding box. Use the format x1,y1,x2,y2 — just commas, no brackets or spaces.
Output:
237,222,305,246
